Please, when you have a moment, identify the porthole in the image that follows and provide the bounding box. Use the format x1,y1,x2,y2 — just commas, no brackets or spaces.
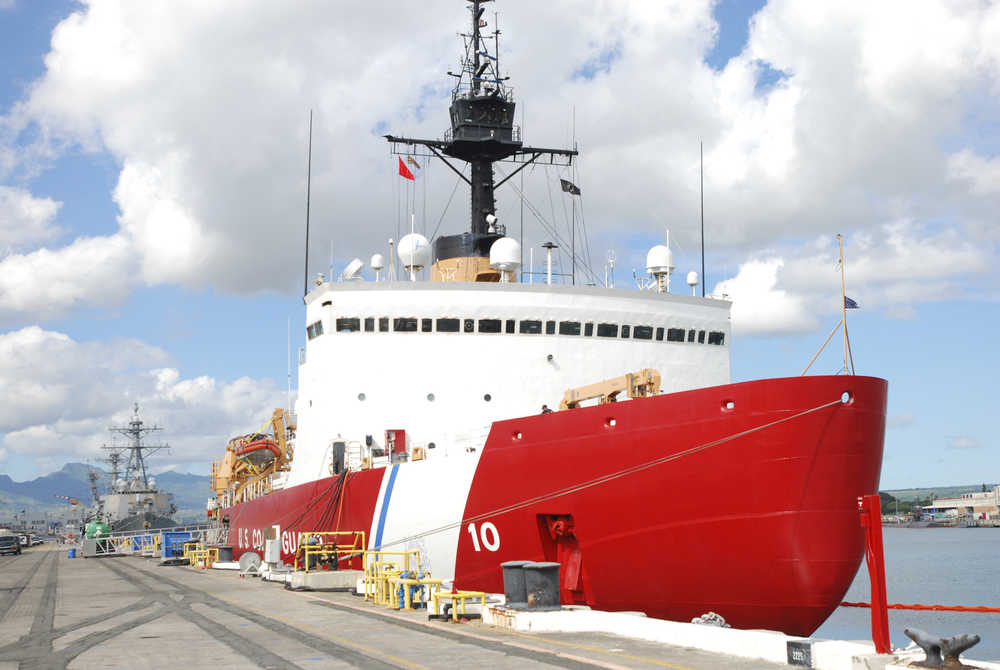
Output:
357,393,366,401
428,442,436,449
427,393,435,402
484,394,492,402
841,391,853,404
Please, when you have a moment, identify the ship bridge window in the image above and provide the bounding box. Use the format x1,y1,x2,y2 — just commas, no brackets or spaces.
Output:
364,318,375,332
545,320,556,335
558,321,581,336
306,321,324,339
394,317,418,332
464,319,475,333
478,319,502,333
708,331,725,345
667,328,685,342
698,330,706,344
584,322,594,336
633,325,653,340
596,323,618,338
519,320,542,334
655,327,664,341
621,325,631,338
436,318,460,332
335,318,360,332
687,329,696,343
505,319,515,334
422,318,433,333
379,317,389,332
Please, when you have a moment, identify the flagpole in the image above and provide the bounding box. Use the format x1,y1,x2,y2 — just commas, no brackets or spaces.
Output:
571,198,575,286
303,109,313,297
700,141,705,298
838,233,849,375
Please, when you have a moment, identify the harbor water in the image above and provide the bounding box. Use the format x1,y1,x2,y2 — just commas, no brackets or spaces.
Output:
815,526,1000,660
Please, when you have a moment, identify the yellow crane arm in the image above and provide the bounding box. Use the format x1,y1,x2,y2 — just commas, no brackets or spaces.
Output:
558,369,661,410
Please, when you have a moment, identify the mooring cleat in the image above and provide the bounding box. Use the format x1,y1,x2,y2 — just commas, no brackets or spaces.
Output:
904,628,981,668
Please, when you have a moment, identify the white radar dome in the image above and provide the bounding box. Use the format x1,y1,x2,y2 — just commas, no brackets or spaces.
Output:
646,245,674,274
398,233,430,269
489,237,522,271
370,254,385,271
686,271,699,287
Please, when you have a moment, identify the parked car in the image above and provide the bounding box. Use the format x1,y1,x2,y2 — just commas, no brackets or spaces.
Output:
0,535,21,555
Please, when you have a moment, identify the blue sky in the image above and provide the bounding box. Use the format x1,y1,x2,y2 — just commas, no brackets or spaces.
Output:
0,1,997,489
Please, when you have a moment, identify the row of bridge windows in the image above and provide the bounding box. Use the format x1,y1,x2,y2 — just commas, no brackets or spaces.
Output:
316,317,725,346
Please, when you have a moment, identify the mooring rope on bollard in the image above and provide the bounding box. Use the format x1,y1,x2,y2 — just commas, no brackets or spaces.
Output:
841,601,1000,614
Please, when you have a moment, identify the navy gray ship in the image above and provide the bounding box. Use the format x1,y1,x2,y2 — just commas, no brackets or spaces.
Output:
97,404,177,532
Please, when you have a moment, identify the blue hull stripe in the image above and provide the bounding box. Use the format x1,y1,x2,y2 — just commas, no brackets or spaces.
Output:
373,464,399,549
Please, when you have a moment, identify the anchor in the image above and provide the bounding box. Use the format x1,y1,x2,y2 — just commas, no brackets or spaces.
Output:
904,628,981,668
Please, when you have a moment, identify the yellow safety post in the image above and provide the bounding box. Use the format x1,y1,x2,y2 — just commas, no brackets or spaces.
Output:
432,591,487,622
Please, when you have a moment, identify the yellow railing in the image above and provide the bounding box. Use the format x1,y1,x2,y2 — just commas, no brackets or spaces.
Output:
293,531,366,573
189,547,219,569
432,591,487,622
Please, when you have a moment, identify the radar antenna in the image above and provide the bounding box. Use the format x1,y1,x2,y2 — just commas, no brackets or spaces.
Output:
103,404,169,493
384,0,577,281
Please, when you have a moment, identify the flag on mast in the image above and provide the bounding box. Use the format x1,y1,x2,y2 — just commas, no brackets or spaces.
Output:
560,178,581,195
844,296,859,309
398,156,415,181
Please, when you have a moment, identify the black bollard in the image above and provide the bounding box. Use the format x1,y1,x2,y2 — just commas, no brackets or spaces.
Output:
904,627,981,668
500,560,531,609
523,561,561,611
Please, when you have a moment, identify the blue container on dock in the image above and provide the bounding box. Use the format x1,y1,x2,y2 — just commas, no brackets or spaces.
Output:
161,531,192,559
68,547,76,559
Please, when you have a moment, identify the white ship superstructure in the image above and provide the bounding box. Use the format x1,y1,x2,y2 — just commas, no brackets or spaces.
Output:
288,280,731,488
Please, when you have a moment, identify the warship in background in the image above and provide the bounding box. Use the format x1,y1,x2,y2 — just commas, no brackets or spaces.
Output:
100,404,177,532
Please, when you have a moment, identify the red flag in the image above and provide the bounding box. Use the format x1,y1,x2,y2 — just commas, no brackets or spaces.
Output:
398,156,415,181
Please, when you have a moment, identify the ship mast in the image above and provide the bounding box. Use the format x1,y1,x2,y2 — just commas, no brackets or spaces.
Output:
103,404,169,492
385,0,577,280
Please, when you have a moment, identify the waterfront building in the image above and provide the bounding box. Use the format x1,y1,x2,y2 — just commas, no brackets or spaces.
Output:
923,485,1000,520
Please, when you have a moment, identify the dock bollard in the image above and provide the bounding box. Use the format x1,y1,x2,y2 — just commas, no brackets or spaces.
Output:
523,561,561,611
500,560,531,609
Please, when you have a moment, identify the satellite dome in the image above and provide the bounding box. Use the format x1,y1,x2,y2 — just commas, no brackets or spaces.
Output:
398,233,430,269
646,245,674,274
489,237,522,271
370,253,385,271
686,271,699,287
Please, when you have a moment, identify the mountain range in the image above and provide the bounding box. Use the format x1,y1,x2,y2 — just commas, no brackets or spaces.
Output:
0,462,211,523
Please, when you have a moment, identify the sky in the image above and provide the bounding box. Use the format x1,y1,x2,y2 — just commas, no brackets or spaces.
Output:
0,0,997,489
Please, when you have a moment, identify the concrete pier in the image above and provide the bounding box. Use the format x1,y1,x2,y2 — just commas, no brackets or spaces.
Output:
1,545,793,670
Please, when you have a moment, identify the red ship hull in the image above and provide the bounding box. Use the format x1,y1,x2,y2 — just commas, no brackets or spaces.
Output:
224,375,886,636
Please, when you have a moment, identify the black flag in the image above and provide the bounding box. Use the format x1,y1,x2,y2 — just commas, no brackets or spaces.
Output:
560,178,581,195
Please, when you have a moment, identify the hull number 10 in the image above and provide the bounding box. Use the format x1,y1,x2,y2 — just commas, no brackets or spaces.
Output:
466,522,500,552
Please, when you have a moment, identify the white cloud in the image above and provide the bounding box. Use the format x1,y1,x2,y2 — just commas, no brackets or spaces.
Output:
887,413,916,429
945,436,981,450
0,234,135,324
713,258,817,335
0,0,993,304
714,221,993,335
0,186,62,252
947,149,1000,197
0,326,286,474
